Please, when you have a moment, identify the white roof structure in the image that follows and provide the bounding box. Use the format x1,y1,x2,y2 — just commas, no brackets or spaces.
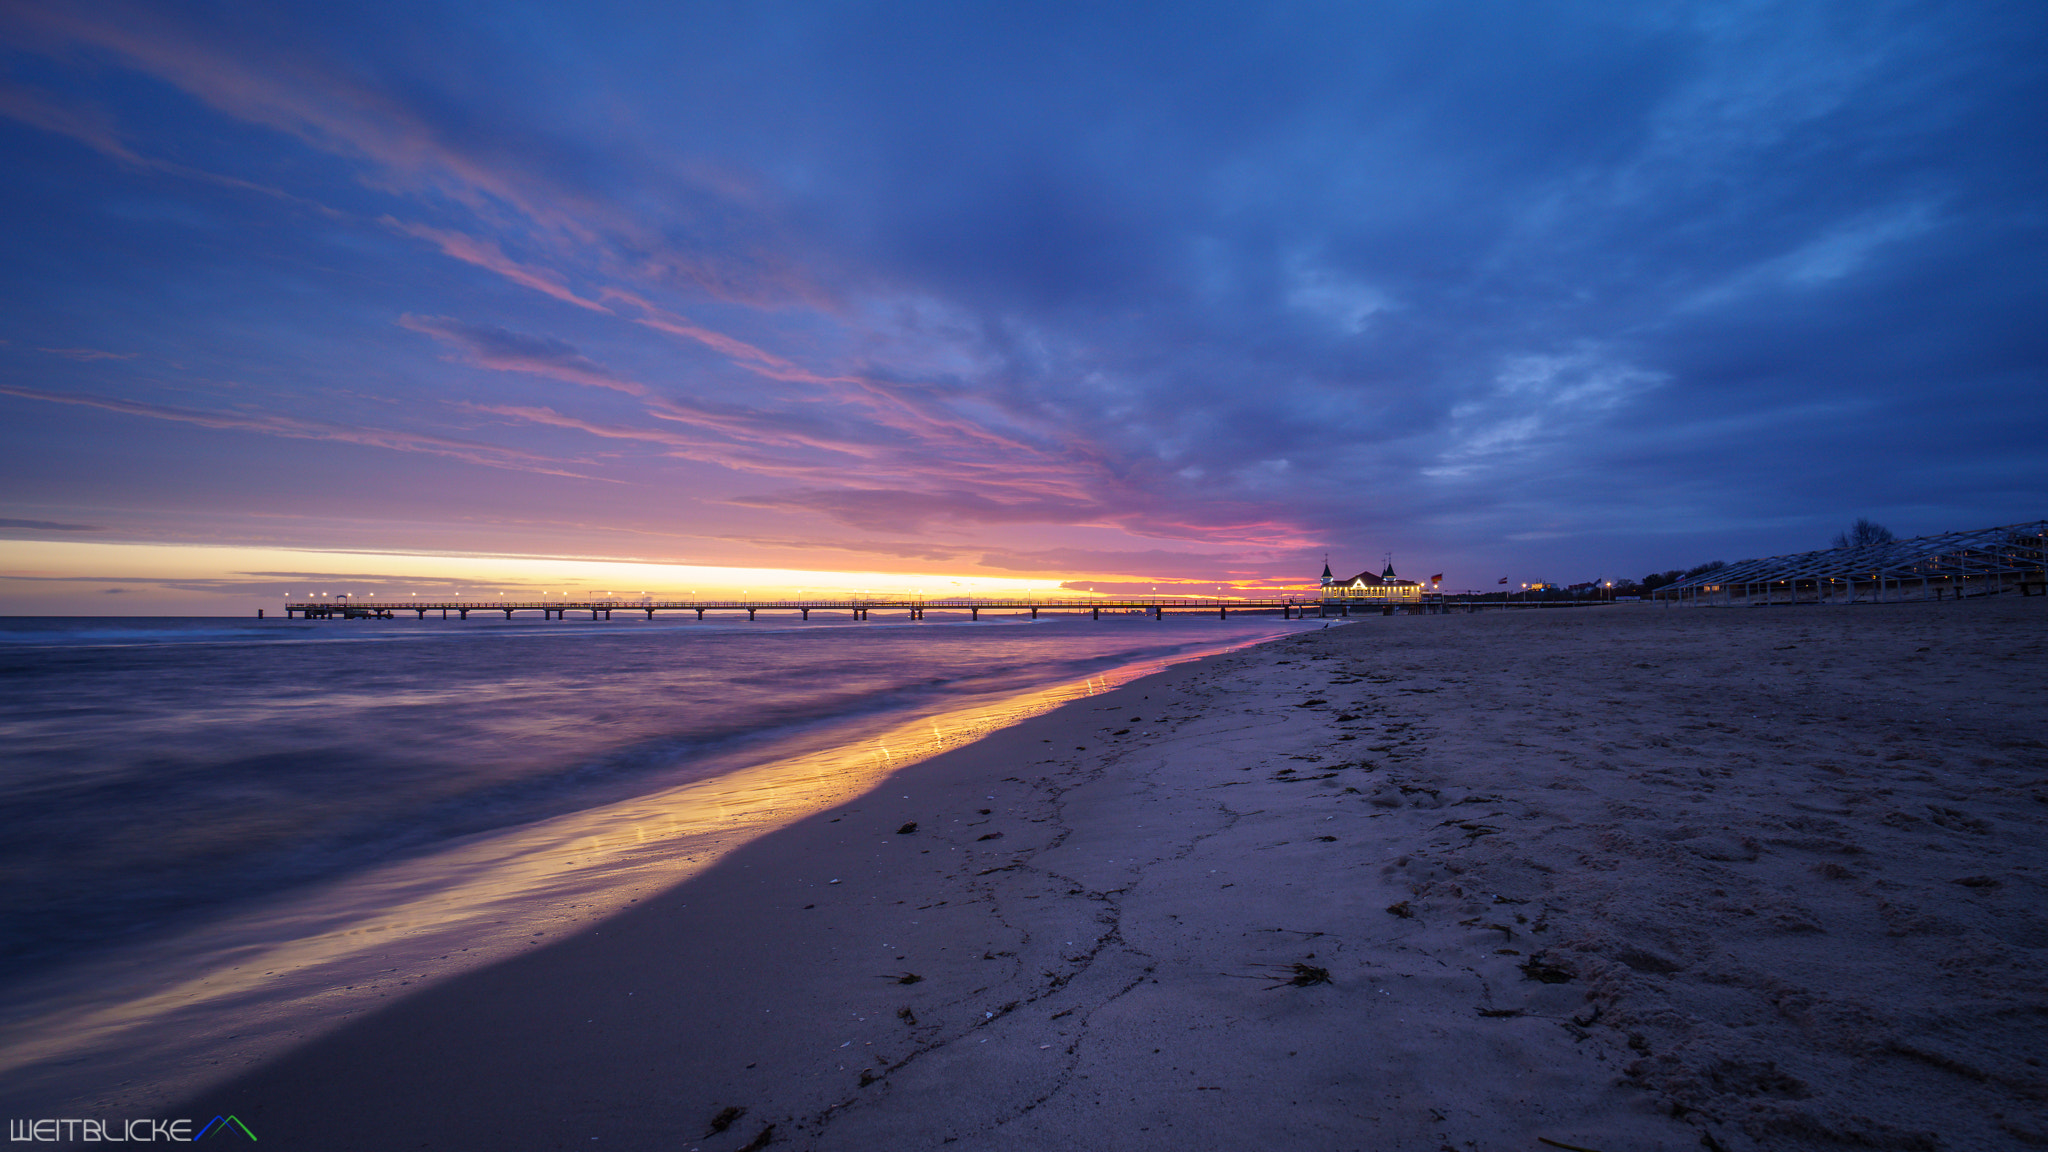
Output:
1656,519,2047,599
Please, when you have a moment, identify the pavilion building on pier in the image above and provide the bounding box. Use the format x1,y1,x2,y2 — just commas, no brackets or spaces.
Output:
1320,559,1424,604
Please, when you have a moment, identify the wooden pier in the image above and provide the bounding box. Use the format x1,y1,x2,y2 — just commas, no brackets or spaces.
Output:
280,596,1368,622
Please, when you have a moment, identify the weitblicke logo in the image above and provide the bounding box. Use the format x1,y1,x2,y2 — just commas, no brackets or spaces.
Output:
8,1114,256,1142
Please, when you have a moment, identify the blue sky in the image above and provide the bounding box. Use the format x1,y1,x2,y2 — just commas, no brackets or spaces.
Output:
2,1,2043,609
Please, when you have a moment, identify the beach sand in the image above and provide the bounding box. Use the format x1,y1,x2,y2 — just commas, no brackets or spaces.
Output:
180,598,2046,1150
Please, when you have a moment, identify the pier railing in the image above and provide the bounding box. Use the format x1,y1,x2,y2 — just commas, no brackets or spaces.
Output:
280,596,1334,621
274,594,1605,622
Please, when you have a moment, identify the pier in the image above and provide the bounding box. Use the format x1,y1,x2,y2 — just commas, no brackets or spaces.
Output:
278,595,1567,622
282,596,1341,621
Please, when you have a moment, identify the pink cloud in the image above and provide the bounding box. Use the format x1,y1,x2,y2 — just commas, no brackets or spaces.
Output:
603,290,805,373
5,5,819,311
36,347,139,361
465,403,693,446
399,315,645,396
0,77,148,166
0,383,595,479
726,487,1107,532
387,221,612,313
0,76,334,211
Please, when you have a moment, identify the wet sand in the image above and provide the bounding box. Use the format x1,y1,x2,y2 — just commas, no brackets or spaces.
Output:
178,597,2046,1150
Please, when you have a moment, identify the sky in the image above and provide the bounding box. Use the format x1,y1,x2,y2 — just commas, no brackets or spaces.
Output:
2,1,2043,613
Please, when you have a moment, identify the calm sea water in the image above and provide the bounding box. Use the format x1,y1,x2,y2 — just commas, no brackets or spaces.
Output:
0,611,1310,992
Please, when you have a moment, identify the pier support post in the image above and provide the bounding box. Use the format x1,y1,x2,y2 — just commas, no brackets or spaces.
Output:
458,609,468,619
1030,607,1038,619
1153,605,1162,619
748,608,757,620
645,609,655,620
416,609,425,619
971,607,979,620
503,609,513,620
1091,606,1099,620
801,608,809,620
696,608,705,620
1219,605,1227,618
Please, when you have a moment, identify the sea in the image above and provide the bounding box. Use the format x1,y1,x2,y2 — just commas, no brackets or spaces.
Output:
0,609,1317,1110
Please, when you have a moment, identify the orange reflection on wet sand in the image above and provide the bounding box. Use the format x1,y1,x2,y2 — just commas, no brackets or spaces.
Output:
0,641,1257,1116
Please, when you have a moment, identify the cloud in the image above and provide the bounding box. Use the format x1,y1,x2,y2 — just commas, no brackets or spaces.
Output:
399,316,644,396
0,76,148,166
602,290,811,376
36,347,139,361
706,535,972,564
385,220,612,313
728,487,1106,532
0,518,102,532
0,384,594,478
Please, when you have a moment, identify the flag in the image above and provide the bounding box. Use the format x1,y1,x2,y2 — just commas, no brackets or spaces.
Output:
1430,573,1443,584
1498,577,1509,585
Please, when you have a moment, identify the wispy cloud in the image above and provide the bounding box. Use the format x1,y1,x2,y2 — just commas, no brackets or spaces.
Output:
36,347,138,361
0,77,147,166
0,74,347,212
386,220,612,313
400,315,644,395
0,384,595,478
727,487,1106,532
0,518,102,532
602,290,805,374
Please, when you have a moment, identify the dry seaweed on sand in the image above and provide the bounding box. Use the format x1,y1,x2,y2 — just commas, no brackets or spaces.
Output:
1262,962,1332,990
705,1105,745,1136
735,1124,776,1152
1519,955,1574,984
879,971,923,984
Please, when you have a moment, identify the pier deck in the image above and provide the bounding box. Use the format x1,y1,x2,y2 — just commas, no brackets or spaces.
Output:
280,597,1348,621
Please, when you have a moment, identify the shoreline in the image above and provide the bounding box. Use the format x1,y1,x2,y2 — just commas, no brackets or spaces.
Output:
0,621,1311,1122
27,598,2046,1149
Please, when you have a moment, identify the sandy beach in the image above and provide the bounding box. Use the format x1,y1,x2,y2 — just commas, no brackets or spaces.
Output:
168,598,2045,1151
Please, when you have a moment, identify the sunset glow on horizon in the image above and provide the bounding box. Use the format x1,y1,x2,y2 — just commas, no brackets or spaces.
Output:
0,539,1311,615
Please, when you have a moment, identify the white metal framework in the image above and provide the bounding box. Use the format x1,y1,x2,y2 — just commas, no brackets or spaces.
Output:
1655,519,2048,606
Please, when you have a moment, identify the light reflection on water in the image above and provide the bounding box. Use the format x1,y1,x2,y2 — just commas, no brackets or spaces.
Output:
0,614,1314,1112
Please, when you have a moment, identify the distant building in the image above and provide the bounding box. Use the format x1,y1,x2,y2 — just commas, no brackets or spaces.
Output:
1320,559,1424,603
